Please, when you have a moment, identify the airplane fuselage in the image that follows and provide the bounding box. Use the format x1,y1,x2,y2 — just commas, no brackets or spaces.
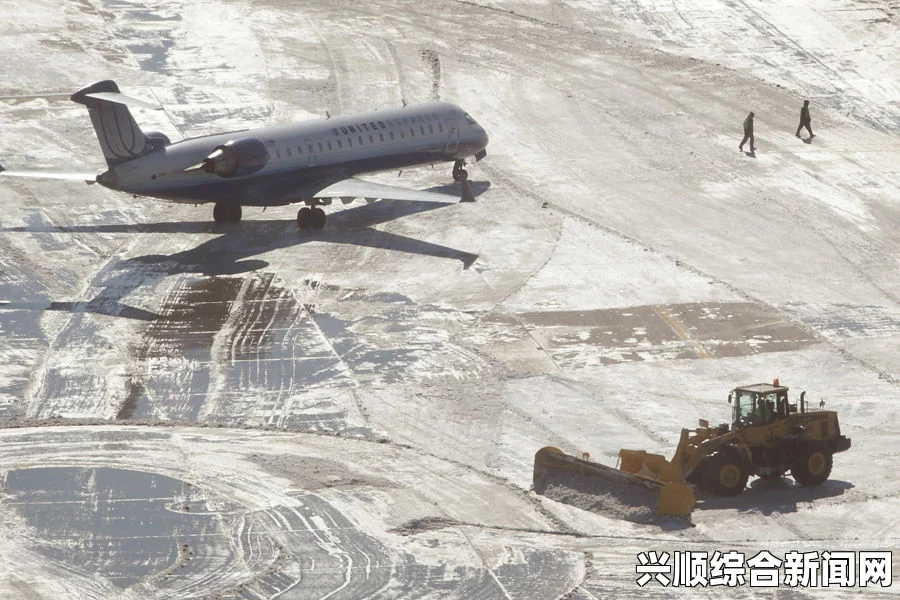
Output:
102,101,488,207
2,79,489,228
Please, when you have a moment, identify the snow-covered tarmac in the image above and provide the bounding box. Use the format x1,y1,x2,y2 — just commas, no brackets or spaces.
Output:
0,0,898,597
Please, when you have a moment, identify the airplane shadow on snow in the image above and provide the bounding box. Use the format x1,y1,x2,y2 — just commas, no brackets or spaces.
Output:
0,191,485,321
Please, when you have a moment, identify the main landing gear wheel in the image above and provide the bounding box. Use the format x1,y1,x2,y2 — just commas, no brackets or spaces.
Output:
297,206,326,230
213,203,242,223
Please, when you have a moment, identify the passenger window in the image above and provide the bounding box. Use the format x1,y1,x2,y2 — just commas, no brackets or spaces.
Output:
428,124,434,133
308,144,314,153
348,137,352,147
389,131,394,140
297,146,302,155
379,133,384,141
369,134,374,143
358,136,363,144
327,141,332,150
317,142,323,151
410,128,415,136
337,139,342,148
438,124,443,132
276,149,281,158
420,126,425,135
400,130,405,139
287,147,292,157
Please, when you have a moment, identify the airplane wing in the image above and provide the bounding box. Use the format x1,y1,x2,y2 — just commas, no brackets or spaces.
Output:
287,177,460,204
0,165,98,183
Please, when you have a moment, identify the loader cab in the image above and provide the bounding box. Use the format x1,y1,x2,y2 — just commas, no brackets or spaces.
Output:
730,384,789,429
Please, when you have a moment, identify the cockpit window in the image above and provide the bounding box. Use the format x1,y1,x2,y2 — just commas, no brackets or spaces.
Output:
464,113,476,125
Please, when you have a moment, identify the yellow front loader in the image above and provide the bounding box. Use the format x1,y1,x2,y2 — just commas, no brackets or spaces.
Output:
533,381,851,519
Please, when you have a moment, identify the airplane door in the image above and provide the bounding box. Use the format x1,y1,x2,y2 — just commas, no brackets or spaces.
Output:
445,118,459,153
303,139,316,167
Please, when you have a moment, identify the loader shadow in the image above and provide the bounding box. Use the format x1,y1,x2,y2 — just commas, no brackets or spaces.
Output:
695,478,854,516
0,200,478,321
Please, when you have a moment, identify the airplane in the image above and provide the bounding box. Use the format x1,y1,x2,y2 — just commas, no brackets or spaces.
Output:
0,80,489,229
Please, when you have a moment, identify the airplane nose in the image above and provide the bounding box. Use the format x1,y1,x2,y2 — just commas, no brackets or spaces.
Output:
477,126,489,149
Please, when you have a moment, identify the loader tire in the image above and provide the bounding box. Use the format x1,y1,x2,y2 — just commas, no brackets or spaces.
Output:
791,444,832,486
702,449,749,496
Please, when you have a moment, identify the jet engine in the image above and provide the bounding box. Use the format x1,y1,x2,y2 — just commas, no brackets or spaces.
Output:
144,131,171,152
200,138,269,178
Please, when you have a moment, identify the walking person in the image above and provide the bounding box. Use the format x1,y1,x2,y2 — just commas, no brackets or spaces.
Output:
739,111,755,153
796,100,814,139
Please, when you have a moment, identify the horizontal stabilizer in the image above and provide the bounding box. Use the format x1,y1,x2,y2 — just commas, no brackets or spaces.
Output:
83,91,161,111
314,177,460,203
0,165,97,183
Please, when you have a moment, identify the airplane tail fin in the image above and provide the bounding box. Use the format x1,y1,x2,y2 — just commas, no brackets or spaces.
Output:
70,81,160,166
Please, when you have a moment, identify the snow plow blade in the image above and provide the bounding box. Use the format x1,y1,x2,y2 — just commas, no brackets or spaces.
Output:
533,447,694,519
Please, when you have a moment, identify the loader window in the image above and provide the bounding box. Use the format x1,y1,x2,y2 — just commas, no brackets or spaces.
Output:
734,392,757,428
761,393,778,423
734,390,786,428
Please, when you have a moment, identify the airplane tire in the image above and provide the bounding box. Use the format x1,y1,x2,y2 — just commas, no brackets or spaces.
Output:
453,168,468,182
213,203,227,223
228,204,242,223
297,207,311,229
311,208,326,230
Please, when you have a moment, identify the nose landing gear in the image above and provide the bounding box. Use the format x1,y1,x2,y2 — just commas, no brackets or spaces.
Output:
452,160,468,182
452,160,475,202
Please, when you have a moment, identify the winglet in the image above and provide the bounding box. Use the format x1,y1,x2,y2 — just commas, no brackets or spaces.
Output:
70,81,158,166
71,80,160,110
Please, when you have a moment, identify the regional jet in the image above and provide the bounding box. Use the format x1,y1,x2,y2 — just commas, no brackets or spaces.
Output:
0,80,489,229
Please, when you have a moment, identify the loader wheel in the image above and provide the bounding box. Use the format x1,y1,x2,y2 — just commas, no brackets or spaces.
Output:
791,444,832,486
702,450,749,496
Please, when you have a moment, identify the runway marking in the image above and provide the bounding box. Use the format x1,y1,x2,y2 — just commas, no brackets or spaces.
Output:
653,305,712,359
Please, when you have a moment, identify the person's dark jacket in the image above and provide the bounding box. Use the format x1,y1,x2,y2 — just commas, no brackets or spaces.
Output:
743,115,754,134
800,106,811,125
